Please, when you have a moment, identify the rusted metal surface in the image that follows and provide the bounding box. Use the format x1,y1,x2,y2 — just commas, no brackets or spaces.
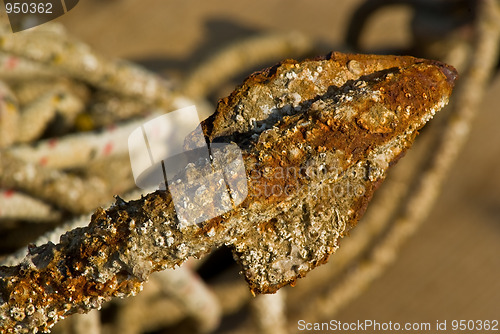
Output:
0,53,456,332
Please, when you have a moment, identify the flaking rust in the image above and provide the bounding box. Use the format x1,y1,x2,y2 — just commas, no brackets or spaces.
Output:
0,52,456,332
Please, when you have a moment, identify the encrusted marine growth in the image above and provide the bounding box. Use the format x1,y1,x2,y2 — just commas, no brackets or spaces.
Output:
0,52,457,332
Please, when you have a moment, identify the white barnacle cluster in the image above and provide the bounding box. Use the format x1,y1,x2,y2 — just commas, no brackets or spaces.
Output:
206,227,216,237
285,71,297,81
135,218,153,235
163,229,175,247
422,96,448,124
370,89,383,103
282,61,328,90
154,234,165,247
176,243,188,258
10,306,25,322
295,65,323,84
